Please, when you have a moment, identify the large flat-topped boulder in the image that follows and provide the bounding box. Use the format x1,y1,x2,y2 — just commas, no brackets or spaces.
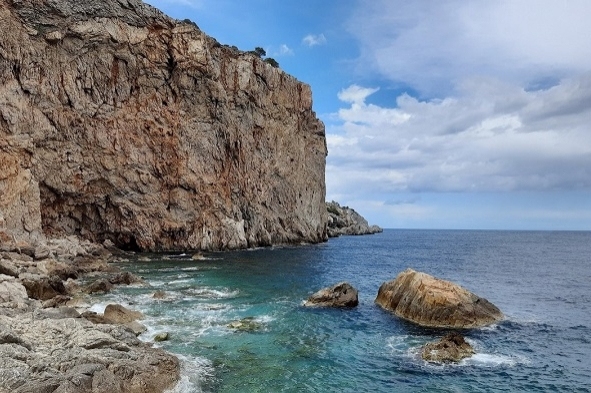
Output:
375,268,503,328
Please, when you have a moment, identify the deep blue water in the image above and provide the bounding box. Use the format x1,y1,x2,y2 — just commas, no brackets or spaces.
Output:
91,230,591,392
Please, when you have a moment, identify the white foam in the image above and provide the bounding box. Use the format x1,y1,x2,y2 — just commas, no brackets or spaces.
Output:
185,288,239,299
166,279,192,285
463,353,526,367
164,354,215,393
180,266,203,272
88,302,109,314
386,335,425,355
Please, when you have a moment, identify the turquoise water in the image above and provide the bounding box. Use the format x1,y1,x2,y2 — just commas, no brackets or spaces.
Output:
90,230,591,392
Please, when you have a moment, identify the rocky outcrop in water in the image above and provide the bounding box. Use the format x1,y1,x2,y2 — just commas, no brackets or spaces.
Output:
421,332,475,363
375,268,503,328
326,201,382,237
0,0,327,252
304,282,359,308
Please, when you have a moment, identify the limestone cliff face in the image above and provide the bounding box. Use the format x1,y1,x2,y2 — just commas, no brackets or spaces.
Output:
0,0,328,251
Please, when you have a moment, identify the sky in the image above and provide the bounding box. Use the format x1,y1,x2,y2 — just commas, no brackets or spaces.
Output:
145,0,591,230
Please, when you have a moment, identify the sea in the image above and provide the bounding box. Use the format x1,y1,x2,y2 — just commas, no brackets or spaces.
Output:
88,229,591,392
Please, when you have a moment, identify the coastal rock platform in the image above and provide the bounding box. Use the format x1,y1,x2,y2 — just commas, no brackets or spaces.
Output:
0,236,180,393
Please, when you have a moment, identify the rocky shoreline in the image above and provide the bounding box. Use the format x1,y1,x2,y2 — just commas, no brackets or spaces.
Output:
0,236,180,393
326,201,383,237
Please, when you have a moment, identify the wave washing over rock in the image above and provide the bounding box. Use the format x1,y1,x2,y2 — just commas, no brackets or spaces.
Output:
326,201,382,237
0,0,327,252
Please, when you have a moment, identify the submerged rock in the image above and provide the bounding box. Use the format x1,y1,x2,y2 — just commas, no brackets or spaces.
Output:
154,332,170,342
421,332,475,363
304,282,359,308
227,317,263,332
375,268,503,328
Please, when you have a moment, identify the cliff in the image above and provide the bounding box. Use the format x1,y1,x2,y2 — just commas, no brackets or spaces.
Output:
326,201,382,237
0,0,328,251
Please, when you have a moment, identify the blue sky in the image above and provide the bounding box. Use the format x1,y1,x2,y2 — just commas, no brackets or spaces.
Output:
146,0,591,230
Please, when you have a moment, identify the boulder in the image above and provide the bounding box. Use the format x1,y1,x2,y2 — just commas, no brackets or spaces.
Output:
0,259,20,277
0,275,29,308
81,311,109,325
83,279,114,294
153,290,167,299
42,295,72,308
421,332,475,363
108,271,144,285
103,304,144,324
34,245,51,260
37,259,78,280
34,306,81,320
154,332,169,342
375,268,503,328
20,274,67,301
125,321,148,336
304,282,359,308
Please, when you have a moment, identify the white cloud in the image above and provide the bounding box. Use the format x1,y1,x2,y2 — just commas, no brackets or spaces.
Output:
348,0,591,96
327,74,591,198
302,34,327,47
337,85,378,104
270,44,294,57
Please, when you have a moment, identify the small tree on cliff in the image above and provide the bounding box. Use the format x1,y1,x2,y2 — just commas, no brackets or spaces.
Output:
264,58,279,68
249,47,279,68
253,47,266,58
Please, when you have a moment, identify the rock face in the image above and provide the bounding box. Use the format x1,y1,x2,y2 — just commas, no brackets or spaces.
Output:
0,0,327,251
326,201,382,237
0,236,180,393
375,268,503,328
0,314,179,393
421,332,475,363
304,282,359,308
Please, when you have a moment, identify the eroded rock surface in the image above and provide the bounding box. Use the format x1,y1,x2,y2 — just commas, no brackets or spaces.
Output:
375,268,503,328
304,282,359,308
0,236,179,392
326,201,382,237
0,315,179,393
0,0,327,252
